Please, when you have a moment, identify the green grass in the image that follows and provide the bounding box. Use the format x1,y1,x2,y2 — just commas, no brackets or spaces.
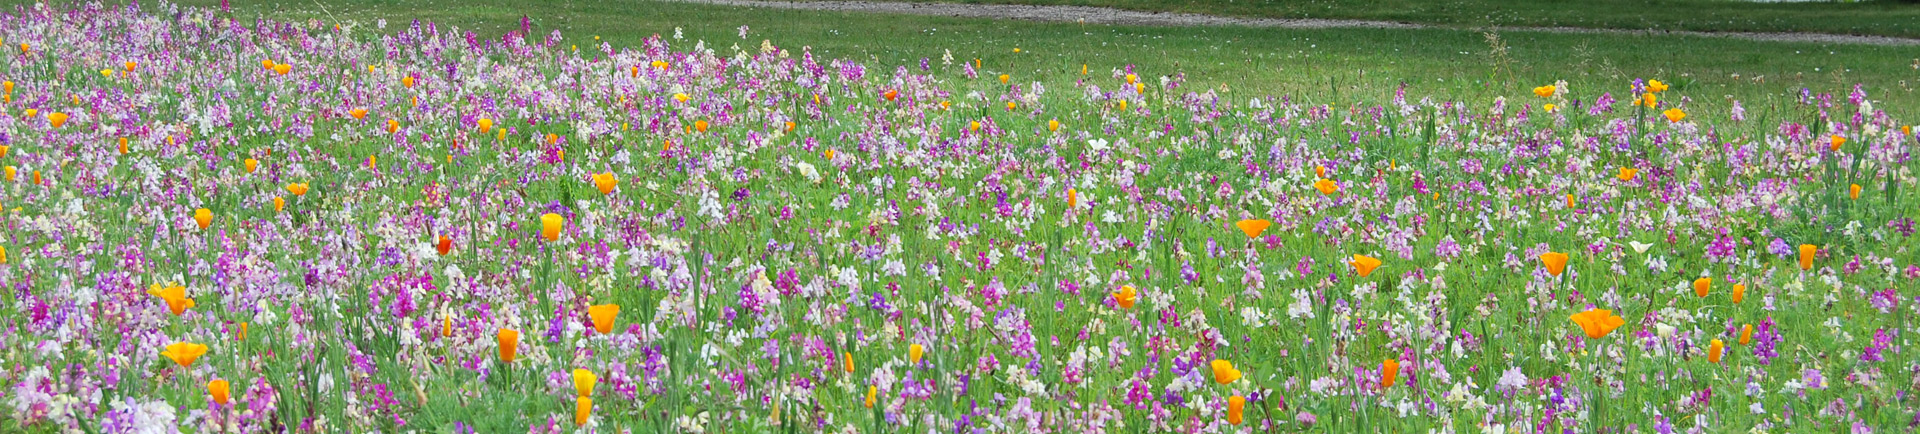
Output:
108,0,1920,124
801,0,1920,39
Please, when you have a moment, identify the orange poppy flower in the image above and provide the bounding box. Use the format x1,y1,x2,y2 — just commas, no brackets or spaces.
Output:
478,118,493,133
573,369,597,397
785,121,795,132
1739,324,1753,345
1829,135,1845,151
588,304,619,334
273,197,284,213
349,109,367,120
1235,219,1271,239
286,183,309,196
1707,339,1724,363
194,208,213,229
998,74,1009,84
1112,285,1137,309
1211,359,1241,384
208,379,231,405
883,89,898,101
273,63,291,75
541,213,564,241
402,76,415,88
1227,395,1246,425
118,137,128,154
1313,179,1339,195
1797,244,1816,270
824,149,836,161
844,351,855,373
1539,252,1569,276
575,397,592,426
386,119,399,133
125,61,137,72
1662,108,1685,123
437,236,452,256
592,173,618,195
1692,277,1711,298
1350,255,1382,278
442,315,452,337
148,283,195,316
865,385,877,408
1849,184,1861,200
497,328,520,363
1731,284,1745,304
1617,168,1638,182
909,344,926,365
1048,119,1060,132
161,342,208,367
47,112,68,128
1381,359,1400,389
1568,308,1626,339
695,120,709,133
1067,188,1078,209
244,158,258,173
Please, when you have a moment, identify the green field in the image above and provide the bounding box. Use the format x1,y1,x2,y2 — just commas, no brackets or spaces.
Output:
1,1,1916,433
827,0,1920,38
148,0,1920,124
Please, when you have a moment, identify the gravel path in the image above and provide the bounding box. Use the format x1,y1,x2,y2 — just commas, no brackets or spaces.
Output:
661,0,1920,46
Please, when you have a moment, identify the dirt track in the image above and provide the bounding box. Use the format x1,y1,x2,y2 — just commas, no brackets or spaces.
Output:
662,0,1920,46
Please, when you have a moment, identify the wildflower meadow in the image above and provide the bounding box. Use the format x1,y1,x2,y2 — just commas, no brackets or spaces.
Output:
1,2,1917,433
